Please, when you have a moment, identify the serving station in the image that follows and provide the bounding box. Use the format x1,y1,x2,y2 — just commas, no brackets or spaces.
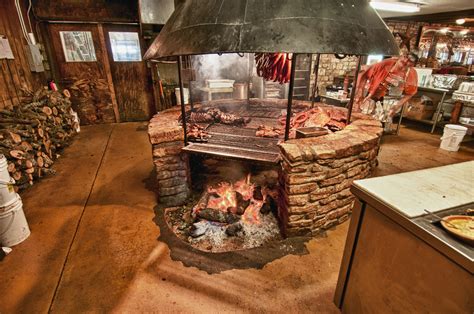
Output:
334,161,474,312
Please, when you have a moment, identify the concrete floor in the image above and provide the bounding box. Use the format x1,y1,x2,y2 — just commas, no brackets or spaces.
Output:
0,122,472,313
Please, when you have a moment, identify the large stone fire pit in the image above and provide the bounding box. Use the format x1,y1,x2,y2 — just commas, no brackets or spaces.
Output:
148,99,382,237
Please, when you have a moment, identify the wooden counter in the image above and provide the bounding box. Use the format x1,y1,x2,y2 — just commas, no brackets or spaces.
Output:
334,162,474,313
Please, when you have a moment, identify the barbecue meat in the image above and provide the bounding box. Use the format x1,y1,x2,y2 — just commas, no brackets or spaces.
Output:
187,123,210,141
328,109,347,122
304,109,331,128
256,125,282,138
186,108,250,126
189,112,214,123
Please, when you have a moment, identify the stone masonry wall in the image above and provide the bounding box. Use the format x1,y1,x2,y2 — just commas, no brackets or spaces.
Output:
148,107,191,206
148,101,383,237
279,114,382,237
310,54,359,94
308,20,450,97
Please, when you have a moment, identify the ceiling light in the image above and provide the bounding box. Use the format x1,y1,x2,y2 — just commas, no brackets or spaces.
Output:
456,19,466,25
440,28,449,34
370,1,420,13
459,30,468,35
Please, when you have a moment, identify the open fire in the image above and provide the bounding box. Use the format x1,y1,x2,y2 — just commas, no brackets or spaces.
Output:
193,174,276,225
164,172,281,253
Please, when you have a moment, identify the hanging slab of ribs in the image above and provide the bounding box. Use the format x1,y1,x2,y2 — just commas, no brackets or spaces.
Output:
185,108,251,126
257,107,347,138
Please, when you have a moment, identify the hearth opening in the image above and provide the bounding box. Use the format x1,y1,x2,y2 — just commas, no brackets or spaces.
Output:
164,157,282,253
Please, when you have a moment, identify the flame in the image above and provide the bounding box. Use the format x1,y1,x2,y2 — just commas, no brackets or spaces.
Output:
194,174,268,225
207,182,236,212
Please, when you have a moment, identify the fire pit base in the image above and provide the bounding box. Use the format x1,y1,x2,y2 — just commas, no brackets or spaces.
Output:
164,203,282,253
148,99,383,240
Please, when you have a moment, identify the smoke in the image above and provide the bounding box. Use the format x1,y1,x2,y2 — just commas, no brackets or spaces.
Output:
192,53,253,84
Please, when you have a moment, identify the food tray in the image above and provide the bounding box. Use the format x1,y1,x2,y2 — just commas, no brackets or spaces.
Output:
440,215,474,246
295,127,329,139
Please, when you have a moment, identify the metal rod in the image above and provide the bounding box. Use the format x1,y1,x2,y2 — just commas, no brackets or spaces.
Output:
248,53,252,103
188,56,194,110
178,56,188,145
346,56,362,124
431,91,446,133
284,53,298,141
311,53,320,108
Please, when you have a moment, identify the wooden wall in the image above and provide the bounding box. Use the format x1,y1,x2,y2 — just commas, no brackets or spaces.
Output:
0,0,47,109
32,0,138,22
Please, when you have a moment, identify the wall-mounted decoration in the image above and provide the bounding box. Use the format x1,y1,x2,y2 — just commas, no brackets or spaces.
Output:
109,32,141,62
59,31,97,62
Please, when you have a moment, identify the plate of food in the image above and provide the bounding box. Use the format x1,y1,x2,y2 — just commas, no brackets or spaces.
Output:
440,215,474,246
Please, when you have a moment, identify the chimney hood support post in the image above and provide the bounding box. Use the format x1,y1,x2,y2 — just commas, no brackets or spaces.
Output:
347,56,362,124
284,53,298,141
178,56,188,146
311,53,320,108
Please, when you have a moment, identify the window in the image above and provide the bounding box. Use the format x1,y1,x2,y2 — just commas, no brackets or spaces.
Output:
59,31,97,62
109,32,142,62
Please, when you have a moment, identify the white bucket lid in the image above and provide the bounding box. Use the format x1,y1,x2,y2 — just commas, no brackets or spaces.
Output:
445,124,468,131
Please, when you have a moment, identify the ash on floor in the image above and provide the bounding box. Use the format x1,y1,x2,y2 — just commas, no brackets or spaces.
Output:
165,205,282,253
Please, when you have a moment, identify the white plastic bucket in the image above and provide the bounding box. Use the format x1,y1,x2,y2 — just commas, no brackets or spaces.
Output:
0,155,17,207
440,124,468,152
0,195,30,247
175,88,189,105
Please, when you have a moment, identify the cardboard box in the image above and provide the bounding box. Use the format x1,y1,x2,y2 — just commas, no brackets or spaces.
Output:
406,98,435,120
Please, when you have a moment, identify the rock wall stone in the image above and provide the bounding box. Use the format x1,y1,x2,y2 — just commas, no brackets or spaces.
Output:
148,107,191,206
148,101,383,237
278,110,383,236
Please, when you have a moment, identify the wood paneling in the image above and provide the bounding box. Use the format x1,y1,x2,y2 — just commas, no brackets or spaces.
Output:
47,23,117,124
103,24,154,121
0,0,45,109
32,0,138,23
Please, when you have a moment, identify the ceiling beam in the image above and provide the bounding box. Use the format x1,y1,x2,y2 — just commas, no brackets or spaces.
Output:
385,9,474,26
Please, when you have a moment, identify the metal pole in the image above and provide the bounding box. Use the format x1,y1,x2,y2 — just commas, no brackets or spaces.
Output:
284,53,298,141
311,53,320,108
188,56,194,111
346,56,362,124
178,56,188,145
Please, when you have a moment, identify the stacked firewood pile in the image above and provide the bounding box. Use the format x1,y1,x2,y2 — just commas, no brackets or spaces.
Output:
0,87,78,191
69,78,116,124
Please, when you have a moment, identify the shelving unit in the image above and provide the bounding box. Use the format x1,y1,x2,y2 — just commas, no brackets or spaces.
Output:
401,86,455,133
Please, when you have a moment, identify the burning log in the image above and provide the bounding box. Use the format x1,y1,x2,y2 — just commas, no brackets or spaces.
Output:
228,191,251,215
197,208,241,224
253,186,264,201
225,223,243,237
260,196,277,215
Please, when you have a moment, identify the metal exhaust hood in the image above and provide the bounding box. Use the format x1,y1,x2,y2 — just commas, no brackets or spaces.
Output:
144,0,399,59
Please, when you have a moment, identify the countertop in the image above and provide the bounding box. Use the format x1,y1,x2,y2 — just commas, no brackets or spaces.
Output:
353,161,474,218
